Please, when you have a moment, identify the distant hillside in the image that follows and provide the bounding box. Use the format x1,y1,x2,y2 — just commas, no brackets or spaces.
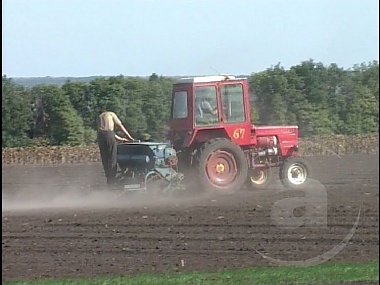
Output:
10,74,250,88
11,76,114,87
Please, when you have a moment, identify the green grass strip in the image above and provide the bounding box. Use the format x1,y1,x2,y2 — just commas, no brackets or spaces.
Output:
4,260,379,285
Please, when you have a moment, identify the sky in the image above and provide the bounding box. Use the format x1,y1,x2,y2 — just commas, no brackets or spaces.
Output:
2,0,379,78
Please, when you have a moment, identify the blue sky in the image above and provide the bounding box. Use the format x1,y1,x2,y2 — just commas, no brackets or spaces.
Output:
2,0,379,78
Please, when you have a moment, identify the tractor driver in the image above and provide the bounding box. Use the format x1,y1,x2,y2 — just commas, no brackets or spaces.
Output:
96,109,135,186
197,98,218,118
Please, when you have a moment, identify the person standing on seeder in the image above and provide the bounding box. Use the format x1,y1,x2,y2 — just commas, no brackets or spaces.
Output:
96,109,135,186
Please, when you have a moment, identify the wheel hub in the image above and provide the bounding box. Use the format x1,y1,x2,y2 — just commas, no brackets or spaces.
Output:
205,150,238,187
287,163,307,185
250,169,267,185
216,163,225,173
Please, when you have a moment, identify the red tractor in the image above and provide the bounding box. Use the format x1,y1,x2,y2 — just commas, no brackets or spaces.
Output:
168,75,311,193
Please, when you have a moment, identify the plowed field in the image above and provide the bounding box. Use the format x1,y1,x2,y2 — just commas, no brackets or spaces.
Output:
2,154,379,281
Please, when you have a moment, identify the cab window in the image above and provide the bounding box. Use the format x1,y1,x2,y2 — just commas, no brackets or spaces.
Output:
221,84,245,123
172,91,188,119
195,86,218,126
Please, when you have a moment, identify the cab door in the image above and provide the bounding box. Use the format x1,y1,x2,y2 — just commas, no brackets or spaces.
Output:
218,81,252,146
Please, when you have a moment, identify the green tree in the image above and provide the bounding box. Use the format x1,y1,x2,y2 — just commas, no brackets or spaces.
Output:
290,60,334,135
30,84,85,146
122,78,149,137
2,76,33,147
250,65,289,125
141,81,171,140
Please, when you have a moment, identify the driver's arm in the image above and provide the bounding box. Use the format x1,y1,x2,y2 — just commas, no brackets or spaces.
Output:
111,112,135,141
115,134,128,142
204,101,217,114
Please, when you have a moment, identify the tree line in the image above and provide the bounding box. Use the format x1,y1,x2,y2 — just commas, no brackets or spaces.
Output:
2,59,378,148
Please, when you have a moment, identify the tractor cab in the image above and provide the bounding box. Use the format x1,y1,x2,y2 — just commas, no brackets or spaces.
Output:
169,75,252,150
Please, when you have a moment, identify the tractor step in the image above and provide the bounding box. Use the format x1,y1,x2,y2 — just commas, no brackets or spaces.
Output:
123,184,143,190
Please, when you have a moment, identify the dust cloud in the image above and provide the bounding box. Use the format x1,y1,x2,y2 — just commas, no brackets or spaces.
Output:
1,164,240,214
3,186,129,212
2,181,219,213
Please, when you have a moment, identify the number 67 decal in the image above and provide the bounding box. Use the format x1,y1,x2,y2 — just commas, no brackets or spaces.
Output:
233,128,245,139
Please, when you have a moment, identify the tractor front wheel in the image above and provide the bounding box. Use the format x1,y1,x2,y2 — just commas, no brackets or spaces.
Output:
195,138,248,194
248,167,274,190
279,157,311,190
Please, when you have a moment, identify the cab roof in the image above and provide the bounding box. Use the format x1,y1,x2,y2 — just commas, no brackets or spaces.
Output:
176,74,247,84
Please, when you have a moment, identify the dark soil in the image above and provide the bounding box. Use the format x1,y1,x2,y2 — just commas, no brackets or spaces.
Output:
2,154,379,281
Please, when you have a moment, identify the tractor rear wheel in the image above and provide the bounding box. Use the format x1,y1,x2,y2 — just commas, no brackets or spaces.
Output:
195,138,248,194
248,167,274,190
279,157,311,190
